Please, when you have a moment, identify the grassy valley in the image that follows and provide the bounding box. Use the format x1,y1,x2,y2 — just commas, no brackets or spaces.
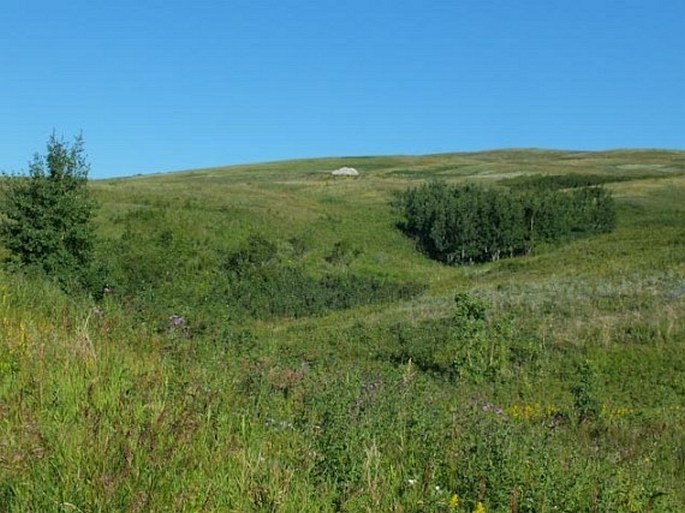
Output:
1,149,684,512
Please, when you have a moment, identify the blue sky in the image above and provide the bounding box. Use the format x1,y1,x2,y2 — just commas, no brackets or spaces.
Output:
1,0,683,178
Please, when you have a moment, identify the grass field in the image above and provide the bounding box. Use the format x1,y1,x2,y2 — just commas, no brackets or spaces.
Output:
1,149,684,511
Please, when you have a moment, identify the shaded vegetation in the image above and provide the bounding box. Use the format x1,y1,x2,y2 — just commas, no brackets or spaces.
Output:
498,171,664,190
218,234,425,319
97,210,424,325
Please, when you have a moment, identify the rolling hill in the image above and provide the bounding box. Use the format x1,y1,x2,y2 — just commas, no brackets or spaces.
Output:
2,149,684,511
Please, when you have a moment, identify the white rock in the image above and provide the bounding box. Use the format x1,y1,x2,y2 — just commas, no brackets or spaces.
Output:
331,166,359,176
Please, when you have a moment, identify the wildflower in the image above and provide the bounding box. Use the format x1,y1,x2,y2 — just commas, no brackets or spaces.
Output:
449,494,459,508
407,478,417,486
473,501,486,513
169,314,186,328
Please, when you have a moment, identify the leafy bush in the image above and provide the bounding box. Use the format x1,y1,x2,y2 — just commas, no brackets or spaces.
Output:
571,360,602,423
396,181,616,264
0,134,96,288
379,293,513,383
223,234,278,274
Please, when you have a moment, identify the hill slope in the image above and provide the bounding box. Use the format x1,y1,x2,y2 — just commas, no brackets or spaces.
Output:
2,149,684,511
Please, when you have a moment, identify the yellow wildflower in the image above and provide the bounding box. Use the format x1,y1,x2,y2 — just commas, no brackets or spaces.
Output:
449,494,459,508
473,501,486,513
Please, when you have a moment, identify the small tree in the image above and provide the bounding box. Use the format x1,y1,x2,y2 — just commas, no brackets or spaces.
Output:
0,133,96,285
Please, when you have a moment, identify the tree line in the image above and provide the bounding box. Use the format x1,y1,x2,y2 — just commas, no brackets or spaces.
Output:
499,172,634,190
396,180,616,265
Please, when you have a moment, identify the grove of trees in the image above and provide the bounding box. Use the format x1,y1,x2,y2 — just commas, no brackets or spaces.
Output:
396,180,616,265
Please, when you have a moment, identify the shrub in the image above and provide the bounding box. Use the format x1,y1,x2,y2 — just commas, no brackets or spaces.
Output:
100,224,425,324
223,234,278,275
0,134,96,287
380,293,512,383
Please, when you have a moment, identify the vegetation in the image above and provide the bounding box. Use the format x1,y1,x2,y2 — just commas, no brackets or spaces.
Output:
1,149,684,511
396,181,615,264
0,134,96,289
498,172,649,190
94,210,423,326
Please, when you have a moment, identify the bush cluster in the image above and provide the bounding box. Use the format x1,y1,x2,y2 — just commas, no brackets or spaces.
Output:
100,220,425,325
376,293,519,383
218,234,424,319
0,134,96,289
396,181,616,264
500,172,634,190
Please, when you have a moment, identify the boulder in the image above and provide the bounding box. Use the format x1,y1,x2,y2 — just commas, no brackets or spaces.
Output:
331,166,359,176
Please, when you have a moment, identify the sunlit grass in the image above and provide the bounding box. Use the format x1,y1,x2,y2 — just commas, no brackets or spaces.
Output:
1,149,684,511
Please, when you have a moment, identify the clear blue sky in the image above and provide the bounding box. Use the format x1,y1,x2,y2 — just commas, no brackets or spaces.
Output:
1,0,683,178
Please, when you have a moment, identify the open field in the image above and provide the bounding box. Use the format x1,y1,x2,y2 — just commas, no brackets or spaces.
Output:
1,149,684,511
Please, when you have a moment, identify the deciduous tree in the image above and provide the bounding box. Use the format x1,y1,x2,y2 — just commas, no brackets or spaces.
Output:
0,133,96,285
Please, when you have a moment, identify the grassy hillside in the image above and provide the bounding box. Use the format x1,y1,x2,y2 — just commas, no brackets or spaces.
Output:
1,149,684,511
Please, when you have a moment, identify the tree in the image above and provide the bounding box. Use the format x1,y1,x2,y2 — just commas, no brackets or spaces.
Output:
0,133,96,285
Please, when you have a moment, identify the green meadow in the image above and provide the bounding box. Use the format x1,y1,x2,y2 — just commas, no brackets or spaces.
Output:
1,149,684,511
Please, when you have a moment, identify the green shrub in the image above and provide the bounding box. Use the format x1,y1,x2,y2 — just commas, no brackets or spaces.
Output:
223,233,278,275
380,293,512,383
324,240,361,265
571,360,602,424
0,134,96,288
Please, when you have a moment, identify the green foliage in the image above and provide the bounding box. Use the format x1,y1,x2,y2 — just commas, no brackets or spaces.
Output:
223,233,279,274
0,134,96,288
396,181,616,264
217,236,424,320
98,211,425,324
1,150,684,511
396,182,529,264
500,172,637,190
453,291,487,321
571,360,602,423
377,293,514,383
324,240,361,265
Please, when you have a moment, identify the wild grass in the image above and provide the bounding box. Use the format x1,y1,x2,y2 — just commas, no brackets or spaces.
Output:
1,149,684,511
